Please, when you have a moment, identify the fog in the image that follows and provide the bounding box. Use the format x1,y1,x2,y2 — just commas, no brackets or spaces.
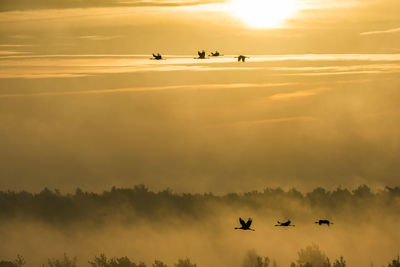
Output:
1,1,400,266
0,186,399,266
1,1,400,193
1,54,400,193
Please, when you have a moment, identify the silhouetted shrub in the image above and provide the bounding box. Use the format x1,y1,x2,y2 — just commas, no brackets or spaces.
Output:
152,260,168,267
332,256,346,267
296,244,330,267
387,256,400,267
0,255,25,267
89,254,145,267
47,254,77,267
242,250,271,267
174,258,196,267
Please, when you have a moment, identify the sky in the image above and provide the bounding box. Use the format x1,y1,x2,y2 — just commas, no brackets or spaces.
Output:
0,0,400,193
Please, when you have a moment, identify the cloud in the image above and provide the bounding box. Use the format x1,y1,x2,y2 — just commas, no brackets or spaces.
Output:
360,27,400,36
0,44,31,47
0,50,29,55
79,35,121,41
228,116,319,128
0,0,223,12
273,64,400,76
249,116,318,124
0,82,293,98
0,65,262,79
268,88,328,101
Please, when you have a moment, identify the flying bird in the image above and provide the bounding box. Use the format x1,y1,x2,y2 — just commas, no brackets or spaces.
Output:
151,53,163,60
275,220,295,227
196,50,206,59
315,219,333,226
235,217,255,231
236,55,248,62
209,51,222,57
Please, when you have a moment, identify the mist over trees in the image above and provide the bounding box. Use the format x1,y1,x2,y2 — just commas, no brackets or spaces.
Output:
0,184,399,225
1,185,399,267
0,255,25,267
2,248,399,267
242,250,275,267
47,254,77,267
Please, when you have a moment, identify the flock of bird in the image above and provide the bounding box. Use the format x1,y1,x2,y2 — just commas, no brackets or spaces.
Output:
151,51,249,62
151,51,333,232
151,53,333,232
235,218,334,231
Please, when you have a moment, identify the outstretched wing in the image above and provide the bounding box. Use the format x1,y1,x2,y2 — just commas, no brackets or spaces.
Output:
239,217,246,227
246,218,252,228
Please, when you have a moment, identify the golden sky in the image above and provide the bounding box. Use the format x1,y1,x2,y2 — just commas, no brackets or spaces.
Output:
0,0,400,192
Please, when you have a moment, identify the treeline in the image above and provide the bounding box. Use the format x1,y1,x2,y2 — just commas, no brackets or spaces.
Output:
0,185,400,224
1,246,400,267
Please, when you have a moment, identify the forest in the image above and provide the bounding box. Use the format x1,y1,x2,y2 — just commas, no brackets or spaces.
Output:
1,247,400,267
0,184,400,225
1,185,400,267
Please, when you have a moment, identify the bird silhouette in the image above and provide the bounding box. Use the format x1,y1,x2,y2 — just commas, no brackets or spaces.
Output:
235,217,255,231
197,50,206,59
151,53,163,60
209,51,221,57
275,220,295,227
236,55,248,62
315,219,333,226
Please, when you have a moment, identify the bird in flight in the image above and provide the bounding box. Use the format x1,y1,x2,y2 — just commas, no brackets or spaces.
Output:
151,53,163,60
196,50,206,59
315,219,333,226
275,220,295,227
235,217,255,231
209,51,222,57
236,55,249,62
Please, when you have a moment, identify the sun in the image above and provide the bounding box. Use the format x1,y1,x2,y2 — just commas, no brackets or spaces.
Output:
228,0,297,29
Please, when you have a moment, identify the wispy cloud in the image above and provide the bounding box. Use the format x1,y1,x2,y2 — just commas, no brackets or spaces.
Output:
229,116,319,127
2,54,400,79
360,27,400,36
248,116,318,124
0,65,262,79
4,53,400,62
285,70,399,76
0,44,31,47
0,82,293,98
0,0,222,12
0,50,29,55
273,64,400,76
79,35,121,41
268,88,328,101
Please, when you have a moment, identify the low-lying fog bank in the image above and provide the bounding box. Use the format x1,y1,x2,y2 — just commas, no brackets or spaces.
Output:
1,185,399,267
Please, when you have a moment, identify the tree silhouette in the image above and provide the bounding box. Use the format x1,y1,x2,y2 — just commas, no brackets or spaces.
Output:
89,254,145,267
242,250,271,267
0,255,25,267
174,258,196,267
152,260,168,267
387,256,400,267
1,184,400,226
47,254,77,267
332,256,346,267
296,244,330,267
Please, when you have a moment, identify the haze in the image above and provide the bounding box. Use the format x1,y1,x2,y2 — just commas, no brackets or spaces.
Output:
0,1,400,266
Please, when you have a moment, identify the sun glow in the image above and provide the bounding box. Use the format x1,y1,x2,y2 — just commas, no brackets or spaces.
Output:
229,0,297,29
